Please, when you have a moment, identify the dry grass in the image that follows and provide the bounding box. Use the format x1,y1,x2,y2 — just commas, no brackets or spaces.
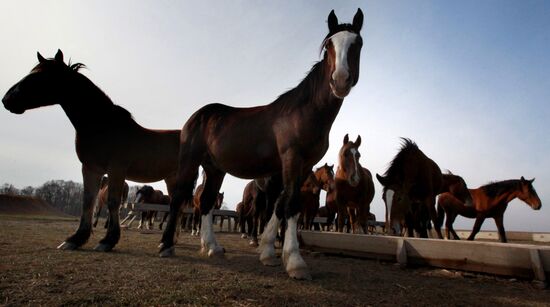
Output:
1,215,549,306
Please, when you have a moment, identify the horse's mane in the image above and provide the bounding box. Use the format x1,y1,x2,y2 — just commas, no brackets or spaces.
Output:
381,138,420,180
480,179,519,198
272,60,326,113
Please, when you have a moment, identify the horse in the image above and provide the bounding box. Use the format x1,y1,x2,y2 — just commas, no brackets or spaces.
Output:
376,138,444,238
191,173,224,236
93,176,129,228
2,50,180,252
159,9,364,280
135,185,171,230
436,177,541,242
334,134,375,234
299,170,323,230
313,163,336,230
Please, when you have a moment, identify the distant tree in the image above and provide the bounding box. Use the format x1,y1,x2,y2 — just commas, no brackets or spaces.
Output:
0,183,19,195
20,186,35,196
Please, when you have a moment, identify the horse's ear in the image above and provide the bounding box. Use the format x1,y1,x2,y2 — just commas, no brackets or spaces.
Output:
521,176,526,182
343,134,349,144
54,49,64,62
37,52,46,63
376,174,387,186
328,9,338,32
355,135,361,147
352,8,364,32
529,178,535,183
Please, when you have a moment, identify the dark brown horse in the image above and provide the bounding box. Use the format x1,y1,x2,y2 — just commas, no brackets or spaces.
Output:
93,176,129,228
159,9,364,280
135,185,171,230
437,177,541,242
376,138,443,238
334,134,375,234
2,50,180,251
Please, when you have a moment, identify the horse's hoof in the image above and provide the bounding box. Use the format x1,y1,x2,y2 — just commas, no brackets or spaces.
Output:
208,246,225,258
287,267,312,281
94,243,113,252
260,256,280,267
249,239,259,247
159,246,176,258
241,234,248,239
57,241,78,250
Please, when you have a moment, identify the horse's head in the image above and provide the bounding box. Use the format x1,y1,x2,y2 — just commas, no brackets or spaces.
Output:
315,163,335,191
338,134,363,187
302,171,322,195
135,185,155,203
518,177,541,210
442,172,473,207
2,50,84,114
322,9,363,99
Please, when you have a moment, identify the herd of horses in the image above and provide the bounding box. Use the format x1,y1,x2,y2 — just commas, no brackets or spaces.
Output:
1,9,542,280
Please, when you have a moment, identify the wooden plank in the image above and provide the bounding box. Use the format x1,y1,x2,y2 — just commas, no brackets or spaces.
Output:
455,230,550,243
396,239,407,268
300,231,550,280
129,203,237,218
530,249,546,282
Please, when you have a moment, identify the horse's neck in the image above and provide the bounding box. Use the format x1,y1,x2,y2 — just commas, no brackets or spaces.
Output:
59,75,133,133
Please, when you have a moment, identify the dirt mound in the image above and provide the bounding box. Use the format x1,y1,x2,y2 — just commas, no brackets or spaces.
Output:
0,194,70,217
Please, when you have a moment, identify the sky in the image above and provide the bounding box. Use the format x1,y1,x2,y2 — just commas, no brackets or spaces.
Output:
1,1,549,232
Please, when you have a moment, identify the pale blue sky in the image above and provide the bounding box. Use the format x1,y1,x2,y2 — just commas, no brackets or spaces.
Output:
1,1,549,231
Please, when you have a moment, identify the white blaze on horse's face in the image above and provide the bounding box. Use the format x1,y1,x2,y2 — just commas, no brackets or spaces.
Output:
330,31,358,98
349,148,360,187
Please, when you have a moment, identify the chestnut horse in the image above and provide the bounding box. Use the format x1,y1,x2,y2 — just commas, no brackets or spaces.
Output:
135,185,171,230
437,177,541,242
93,176,129,228
334,134,375,234
2,50,180,252
314,163,336,230
159,9,364,280
192,181,224,236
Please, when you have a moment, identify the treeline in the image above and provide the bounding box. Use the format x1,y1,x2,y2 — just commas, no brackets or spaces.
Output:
0,181,139,216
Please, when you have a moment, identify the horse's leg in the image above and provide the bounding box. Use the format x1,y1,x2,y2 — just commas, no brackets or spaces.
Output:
467,216,485,241
159,212,169,230
138,212,145,229
198,168,226,257
494,215,507,243
95,172,126,251
427,198,443,239
336,203,347,233
92,198,101,228
58,166,102,250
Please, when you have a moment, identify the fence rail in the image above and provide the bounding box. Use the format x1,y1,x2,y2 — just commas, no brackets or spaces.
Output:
299,230,549,284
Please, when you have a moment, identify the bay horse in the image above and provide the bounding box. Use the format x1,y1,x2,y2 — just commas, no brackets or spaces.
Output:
334,134,375,234
135,185,171,230
191,172,224,236
159,9,364,280
2,50,180,252
93,176,129,228
299,170,323,230
376,138,443,238
314,163,336,230
437,177,541,242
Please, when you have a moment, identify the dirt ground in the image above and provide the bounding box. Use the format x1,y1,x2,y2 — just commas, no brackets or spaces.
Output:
1,215,549,306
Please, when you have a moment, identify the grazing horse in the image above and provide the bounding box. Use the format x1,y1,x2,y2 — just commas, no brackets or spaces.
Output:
334,134,375,234
159,9,364,280
135,185,171,230
93,176,129,228
299,170,323,230
314,163,336,230
437,177,541,242
376,138,443,238
2,50,180,251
